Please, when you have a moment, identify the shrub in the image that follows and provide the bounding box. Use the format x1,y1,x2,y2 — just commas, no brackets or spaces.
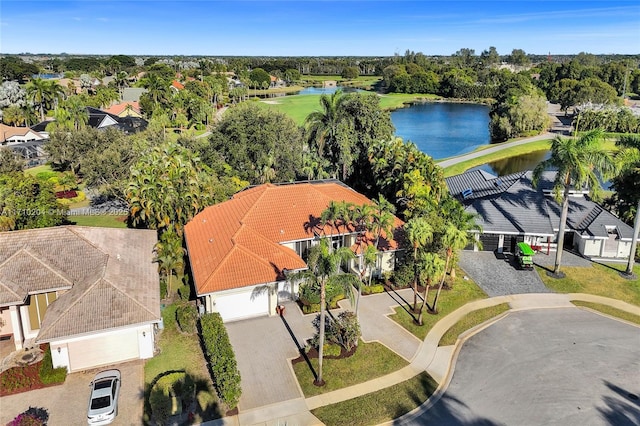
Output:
362,284,385,295
8,407,48,426
323,343,341,357
200,313,242,410
175,303,197,334
177,283,191,301
150,372,196,422
310,311,361,352
39,345,67,385
393,260,415,289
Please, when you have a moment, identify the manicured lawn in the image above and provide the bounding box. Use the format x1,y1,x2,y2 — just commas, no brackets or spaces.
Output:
24,164,53,176
438,303,510,346
390,270,488,340
311,371,437,426
144,304,221,422
259,92,439,126
67,214,128,228
572,300,640,325
293,341,408,397
537,263,640,307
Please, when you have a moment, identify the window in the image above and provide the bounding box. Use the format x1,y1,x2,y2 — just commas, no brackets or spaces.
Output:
295,240,312,262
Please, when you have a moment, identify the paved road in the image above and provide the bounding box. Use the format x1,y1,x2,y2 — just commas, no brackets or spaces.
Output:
397,309,640,425
437,132,555,169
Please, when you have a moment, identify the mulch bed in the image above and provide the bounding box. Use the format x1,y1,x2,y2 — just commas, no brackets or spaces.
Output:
55,190,78,199
0,345,62,397
291,346,357,365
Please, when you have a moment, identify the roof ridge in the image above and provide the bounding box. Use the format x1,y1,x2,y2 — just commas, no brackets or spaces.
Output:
0,276,25,302
102,277,159,319
65,226,111,258
20,247,75,288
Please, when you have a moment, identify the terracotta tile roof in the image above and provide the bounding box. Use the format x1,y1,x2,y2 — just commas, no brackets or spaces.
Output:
0,124,45,142
104,101,140,116
171,80,184,90
0,226,160,341
185,181,404,295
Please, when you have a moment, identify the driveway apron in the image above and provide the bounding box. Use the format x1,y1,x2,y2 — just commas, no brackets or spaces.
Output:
458,251,550,296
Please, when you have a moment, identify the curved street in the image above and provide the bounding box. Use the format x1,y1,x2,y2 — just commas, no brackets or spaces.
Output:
396,308,640,426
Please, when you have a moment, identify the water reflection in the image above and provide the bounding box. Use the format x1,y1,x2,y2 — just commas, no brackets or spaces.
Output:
482,150,550,176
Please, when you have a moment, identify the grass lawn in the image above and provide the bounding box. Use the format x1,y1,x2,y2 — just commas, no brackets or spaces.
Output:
438,303,510,346
293,341,408,397
144,303,221,422
259,92,440,126
311,371,437,426
572,300,640,325
24,164,53,176
390,270,488,340
537,263,640,307
67,214,128,228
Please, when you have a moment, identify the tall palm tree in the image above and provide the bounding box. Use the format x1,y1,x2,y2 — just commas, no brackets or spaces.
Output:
367,195,396,284
416,252,445,325
26,78,63,122
356,244,377,317
432,223,469,313
533,129,616,276
613,135,640,275
142,74,171,109
404,217,433,312
287,238,356,385
305,90,354,179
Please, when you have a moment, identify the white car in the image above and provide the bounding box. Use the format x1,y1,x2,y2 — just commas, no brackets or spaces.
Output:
87,369,121,425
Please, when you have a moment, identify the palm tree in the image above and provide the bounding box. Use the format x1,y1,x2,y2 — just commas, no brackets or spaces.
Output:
142,74,171,109
356,244,377,318
613,135,640,275
404,217,433,312
320,201,341,244
533,129,616,276
432,223,469,313
305,90,354,179
63,97,88,130
26,78,63,122
367,196,396,285
287,238,356,385
416,252,445,325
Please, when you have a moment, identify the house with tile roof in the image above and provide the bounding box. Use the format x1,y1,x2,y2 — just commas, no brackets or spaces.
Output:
446,170,635,259
184,181,404,322
0,124,47,145
0,226,161,372
104,101,142,118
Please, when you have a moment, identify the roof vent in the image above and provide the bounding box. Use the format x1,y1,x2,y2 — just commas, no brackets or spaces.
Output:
461,188,473,199
208,238,214,243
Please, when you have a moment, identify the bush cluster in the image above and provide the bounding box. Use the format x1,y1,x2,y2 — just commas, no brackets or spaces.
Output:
311,311,361,352
175,303,198,334
361,284,385,295
149,372,195,424
8,407,49,426
39,345,67,384
299,282,345,313
200,313,242,410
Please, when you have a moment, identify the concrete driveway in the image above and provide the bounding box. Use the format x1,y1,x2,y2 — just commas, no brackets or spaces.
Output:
398,309,640,425
459,251,550,296
225,301,315,411
0,359,144,426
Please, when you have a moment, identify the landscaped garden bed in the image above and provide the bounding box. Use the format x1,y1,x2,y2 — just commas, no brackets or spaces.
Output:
0,344,66,397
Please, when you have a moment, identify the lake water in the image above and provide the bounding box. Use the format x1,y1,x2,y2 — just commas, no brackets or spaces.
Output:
390,102,490,160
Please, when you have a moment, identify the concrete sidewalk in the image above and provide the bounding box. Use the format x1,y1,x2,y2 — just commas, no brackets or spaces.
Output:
222,293,640,425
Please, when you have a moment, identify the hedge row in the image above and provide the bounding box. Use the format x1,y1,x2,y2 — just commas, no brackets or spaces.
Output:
200,313,242,410
39,345,67,384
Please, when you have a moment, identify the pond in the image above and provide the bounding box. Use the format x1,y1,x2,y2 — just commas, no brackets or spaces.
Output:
472,150,551,176
390,102,490,160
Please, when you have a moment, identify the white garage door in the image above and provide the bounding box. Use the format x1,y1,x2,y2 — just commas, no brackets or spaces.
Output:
215,289,269,321
68,330,139,371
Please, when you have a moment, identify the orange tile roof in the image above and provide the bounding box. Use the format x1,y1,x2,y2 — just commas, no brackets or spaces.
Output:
171,80,184,90
104,101,140,116
185,181,404,295
0,124,42,141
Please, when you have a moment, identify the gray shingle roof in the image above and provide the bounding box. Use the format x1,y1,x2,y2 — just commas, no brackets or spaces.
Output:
446,170,633,239
0,226,160,341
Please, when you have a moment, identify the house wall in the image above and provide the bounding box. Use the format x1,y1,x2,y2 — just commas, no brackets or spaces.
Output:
380,251,396,274
617,241,632,258
578,238,602,257
0,307,13,336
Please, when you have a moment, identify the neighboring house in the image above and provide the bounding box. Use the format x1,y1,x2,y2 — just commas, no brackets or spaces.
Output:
0,124,47,145
0,226,161,372
104,101,142,118
446,170,635,259
122,87,147,102
184,181,404,322
170,80,184,93
86,107,148,134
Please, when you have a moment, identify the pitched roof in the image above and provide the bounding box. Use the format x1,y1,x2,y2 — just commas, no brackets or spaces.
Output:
0,124,46,142
0,226,160,341
171,80,184,90
446,170,634,238
104,101,141,116
185,181,404,295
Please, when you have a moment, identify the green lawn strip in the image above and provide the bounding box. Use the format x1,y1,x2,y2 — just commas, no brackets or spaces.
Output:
571,301,640,325
438,303,510,346
537,263,640,307
293,341,408,397
390,272,487,340
311,371,437,426
144,304,221,422
67,214,128,228
442,141,551,177
24,164,53,175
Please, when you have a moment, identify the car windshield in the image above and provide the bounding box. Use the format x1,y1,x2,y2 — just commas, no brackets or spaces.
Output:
94,380,112,390
91,395,111,410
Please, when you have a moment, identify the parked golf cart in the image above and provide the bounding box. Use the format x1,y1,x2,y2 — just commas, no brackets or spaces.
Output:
515,242,535,270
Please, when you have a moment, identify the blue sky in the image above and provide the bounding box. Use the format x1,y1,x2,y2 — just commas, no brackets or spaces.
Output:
1,1,639,56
